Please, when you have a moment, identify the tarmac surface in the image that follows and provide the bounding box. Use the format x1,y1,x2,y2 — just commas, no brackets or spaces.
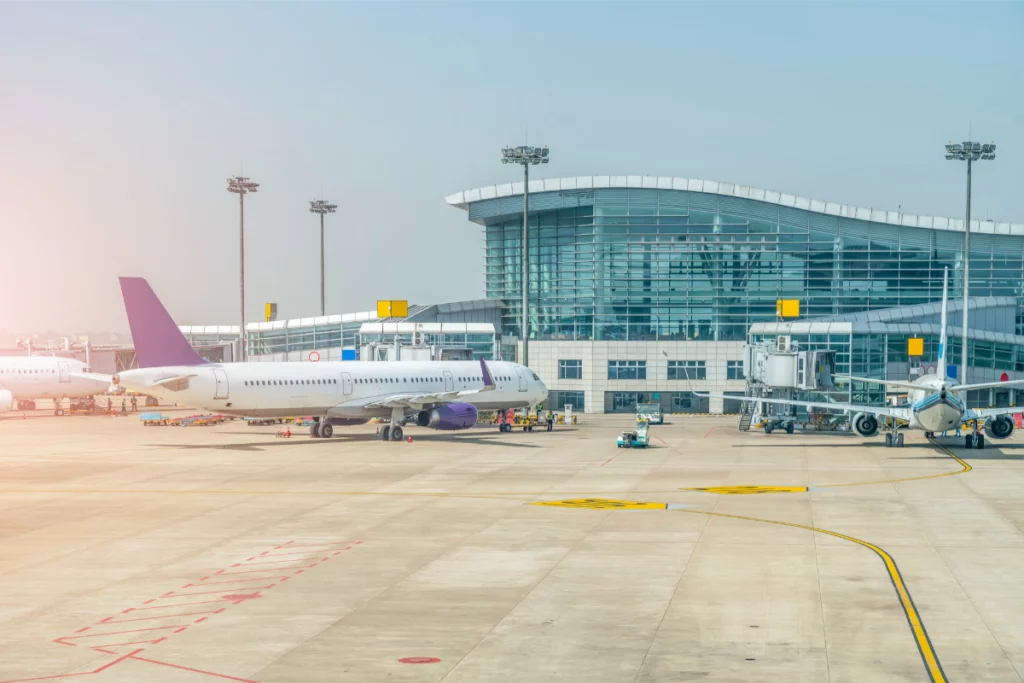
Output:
2,410,1024,682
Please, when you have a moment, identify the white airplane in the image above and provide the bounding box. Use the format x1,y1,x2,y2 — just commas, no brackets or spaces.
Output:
0,355,111,415
104,277,548,441
710,268,1024,449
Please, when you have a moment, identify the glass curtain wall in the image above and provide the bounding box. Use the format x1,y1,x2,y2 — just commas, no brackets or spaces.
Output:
479,189,1023,342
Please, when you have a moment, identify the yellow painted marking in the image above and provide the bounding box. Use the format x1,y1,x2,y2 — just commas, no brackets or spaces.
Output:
685,439,973,495
685,485,808,495
535,499,947,682
677,508,947,683
530,498,667,510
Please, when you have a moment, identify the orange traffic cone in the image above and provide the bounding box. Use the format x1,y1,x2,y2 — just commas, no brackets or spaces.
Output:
376,427,380,434
407,436,412,443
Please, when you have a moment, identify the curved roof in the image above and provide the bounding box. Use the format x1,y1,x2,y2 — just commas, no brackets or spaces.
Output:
445,175,1023,236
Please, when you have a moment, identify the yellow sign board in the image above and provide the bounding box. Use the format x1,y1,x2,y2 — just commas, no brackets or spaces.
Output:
264,303,277,322
530,498,668,510
908,338,924,356
376,300,409,318
776,299,800,318
684,485,809,495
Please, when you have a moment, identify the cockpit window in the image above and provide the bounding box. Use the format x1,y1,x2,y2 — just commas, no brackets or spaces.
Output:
532,373,540,381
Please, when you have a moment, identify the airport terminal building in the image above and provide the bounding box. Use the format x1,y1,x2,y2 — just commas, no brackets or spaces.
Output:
445,176,1024,413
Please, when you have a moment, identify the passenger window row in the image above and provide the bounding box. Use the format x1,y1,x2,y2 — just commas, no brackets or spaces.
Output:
244,379,337,387
0,369,57,374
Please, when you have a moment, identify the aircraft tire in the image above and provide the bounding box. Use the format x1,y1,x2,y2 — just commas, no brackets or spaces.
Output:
885,434,893,447
319,422,333,439
965,435,973,449
380,426,391,441
977,434,985,449
310,423,320,438
786,422,794,435
897,433,904,448
390,426,403,441
56,409,65,416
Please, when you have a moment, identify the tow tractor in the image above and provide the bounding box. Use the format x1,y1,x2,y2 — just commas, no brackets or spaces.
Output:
763,418,795,435
617,420,651,448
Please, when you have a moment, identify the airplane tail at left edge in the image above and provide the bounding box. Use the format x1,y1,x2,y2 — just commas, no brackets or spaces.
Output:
119,277,210,369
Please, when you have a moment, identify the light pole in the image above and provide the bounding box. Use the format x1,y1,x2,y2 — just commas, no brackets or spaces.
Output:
227,175,259,361
945,141,996,385
501,145,549,368
309,199,338,316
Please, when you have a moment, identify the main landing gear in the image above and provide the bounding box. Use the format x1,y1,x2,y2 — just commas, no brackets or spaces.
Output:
17,400,36,411
964,420,985,449
380,408,405,441
310,418,334,439
883,420,905,448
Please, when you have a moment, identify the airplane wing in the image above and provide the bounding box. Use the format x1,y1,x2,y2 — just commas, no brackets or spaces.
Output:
956,378,1024,393
837,376,921,392
965,406,1022,420
335,358,497,411
146,374,198,392
700,393,908,420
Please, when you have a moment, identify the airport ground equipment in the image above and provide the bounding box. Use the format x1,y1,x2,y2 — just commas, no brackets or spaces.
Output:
617,420,650,448
636,402,663,424
140,412,172,426
739,336,837,434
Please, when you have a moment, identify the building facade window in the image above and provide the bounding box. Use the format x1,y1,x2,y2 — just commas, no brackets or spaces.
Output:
558,360,583,380
668,360,705,380
727,360,744,380
608,360,646,380
549,390,585,411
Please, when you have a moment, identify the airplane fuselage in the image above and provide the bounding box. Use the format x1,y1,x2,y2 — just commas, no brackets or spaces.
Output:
906,374,964,433
115,359,548,418
0,356,110,403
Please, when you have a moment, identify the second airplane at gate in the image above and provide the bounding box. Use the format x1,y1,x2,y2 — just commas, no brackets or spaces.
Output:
104,278,548,441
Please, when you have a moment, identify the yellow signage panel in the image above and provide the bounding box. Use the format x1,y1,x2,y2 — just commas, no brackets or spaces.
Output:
908,338,924,356
776,299,800,318
376,300,409,318
264,303,277,322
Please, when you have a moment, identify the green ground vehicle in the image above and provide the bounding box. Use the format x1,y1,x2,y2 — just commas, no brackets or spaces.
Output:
617,420,651,448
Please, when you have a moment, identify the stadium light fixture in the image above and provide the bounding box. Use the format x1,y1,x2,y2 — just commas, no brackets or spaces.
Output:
227,176,259,361
945,140,996,384
501,145,550,369
309,199,338,317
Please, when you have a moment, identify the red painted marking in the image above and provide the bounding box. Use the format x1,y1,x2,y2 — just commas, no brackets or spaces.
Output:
173,627,187,634
127,653,259,682
600,455,616,467
142,599,154,605
57,625,184,642
214,564,317,576
333,551,340,556
344,546,352,550
158,585,274,599
75,627,90,633
184,576,280,588
259,551,269,556
221,592,264,601
100,617,113,623
0,648,144,683
199,576,211,581
654,435,669,445
703,427,714,439
103,609,225,625
398,657,441,664
194,617,208,624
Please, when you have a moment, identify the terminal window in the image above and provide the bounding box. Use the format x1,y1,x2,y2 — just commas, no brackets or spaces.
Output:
668,360,705,380
558,360,583,379
608,360,646,380
727,360,745,380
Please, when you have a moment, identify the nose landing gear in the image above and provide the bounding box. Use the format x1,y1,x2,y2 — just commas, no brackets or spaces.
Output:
964,421,984,449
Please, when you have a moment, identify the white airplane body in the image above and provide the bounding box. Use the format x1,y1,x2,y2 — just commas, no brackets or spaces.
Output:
0,356,111,413
107,278,548,441
714,268,1022,448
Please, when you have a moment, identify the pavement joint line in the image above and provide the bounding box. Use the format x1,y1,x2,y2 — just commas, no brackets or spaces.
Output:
531,497,947,683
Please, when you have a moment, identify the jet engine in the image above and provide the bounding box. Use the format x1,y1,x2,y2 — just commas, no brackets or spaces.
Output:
984,415,1015,440
852,412,880,437
416,403,478,430
0,389,12,412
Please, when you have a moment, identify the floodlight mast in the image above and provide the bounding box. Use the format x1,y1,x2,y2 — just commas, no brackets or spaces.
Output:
309,199,338,316
501,145,550,369
227,176,259,361
944,141,996,385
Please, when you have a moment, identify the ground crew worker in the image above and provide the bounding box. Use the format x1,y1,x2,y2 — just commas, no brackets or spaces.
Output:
120,399,127,416
546,411,554,432
130,395,138,412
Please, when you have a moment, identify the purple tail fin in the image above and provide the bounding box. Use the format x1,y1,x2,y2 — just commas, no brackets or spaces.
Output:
480,358,495,388
119,277,209,368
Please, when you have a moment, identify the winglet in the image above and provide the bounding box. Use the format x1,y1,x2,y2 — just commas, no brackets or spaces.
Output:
480,358,495,389
119,277,209,369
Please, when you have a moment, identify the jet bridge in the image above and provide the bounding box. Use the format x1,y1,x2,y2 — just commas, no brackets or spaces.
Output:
738,336,837,433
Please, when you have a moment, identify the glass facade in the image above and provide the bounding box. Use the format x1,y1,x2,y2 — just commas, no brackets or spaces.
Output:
473,187,1023,342
558,360,582,379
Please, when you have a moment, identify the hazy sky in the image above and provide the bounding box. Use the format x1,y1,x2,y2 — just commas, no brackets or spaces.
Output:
1,2,1021,334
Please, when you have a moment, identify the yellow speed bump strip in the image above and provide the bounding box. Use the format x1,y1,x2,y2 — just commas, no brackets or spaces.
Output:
685,485,809,495
531,498,947,683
